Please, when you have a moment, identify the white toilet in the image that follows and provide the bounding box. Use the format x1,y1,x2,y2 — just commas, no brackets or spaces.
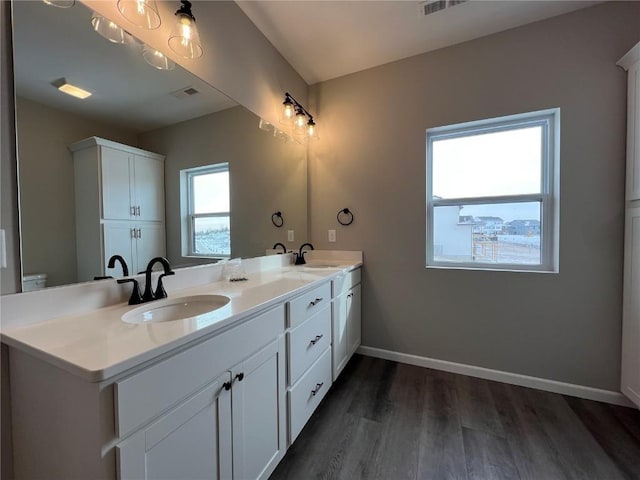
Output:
22,273,48,292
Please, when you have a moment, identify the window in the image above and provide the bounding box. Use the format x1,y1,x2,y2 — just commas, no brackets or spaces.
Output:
184,163,230,257
426,109,559,272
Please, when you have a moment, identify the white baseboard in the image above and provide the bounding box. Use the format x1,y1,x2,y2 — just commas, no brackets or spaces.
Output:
357,346,635,408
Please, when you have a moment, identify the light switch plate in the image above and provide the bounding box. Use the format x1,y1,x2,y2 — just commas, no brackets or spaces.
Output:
328,230,336,242
288,230,294,242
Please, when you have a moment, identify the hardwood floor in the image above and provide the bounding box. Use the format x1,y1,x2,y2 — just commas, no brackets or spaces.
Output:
270,355,640,480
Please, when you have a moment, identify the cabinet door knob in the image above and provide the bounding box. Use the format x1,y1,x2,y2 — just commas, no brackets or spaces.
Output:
310,334,323,346
235,373,245,382
311,382,324,396
309,297,323,307
223,381,232,391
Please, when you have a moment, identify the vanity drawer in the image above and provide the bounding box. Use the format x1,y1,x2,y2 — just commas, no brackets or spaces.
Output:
287,304,331,385
287,282,331,328
288,346,332,444
333,268,361,298
115,305,284,438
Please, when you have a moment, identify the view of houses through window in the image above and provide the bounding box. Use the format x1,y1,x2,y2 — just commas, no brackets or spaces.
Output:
427,109,559,271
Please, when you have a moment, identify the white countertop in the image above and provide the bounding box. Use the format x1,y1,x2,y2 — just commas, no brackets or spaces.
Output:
1,262,361,383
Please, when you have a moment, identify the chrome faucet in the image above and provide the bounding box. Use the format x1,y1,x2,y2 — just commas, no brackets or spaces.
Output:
294,243,314,265
273,242,287,254
142,257,175,302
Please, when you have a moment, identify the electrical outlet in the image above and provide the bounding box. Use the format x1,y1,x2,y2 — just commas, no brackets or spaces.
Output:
328,229,336,242
288,230,294,242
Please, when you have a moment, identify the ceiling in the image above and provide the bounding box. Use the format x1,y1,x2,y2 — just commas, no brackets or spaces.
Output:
13,1,236,132
236,0,601,85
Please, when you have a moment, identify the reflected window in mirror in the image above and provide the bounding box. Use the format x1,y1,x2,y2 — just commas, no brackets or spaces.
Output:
185,164,231,258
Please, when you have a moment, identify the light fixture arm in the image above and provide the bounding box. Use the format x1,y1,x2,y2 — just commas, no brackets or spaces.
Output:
284,92,314,122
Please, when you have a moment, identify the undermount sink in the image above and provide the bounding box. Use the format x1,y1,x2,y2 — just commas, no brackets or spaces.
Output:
122,294,231,324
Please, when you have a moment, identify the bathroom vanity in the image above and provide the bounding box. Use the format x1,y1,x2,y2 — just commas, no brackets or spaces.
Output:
1,253,362,480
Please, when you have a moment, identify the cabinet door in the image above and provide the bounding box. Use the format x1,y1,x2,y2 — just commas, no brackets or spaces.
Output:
347,283,362,357
117,373,232,480
332,293,349,380
103,222,135,276
135,223,166,273
134,155,165,222
622,207,640,408
101,146,134,220
231,336,286,480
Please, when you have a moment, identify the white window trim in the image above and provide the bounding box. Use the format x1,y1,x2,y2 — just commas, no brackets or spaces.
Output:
426,108,560,273
185,163,230,258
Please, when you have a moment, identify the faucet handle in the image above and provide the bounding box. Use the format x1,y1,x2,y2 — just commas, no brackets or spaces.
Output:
154,272,175,299
117,278,143,305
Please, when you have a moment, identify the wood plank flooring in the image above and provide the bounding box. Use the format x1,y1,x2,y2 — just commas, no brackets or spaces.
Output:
270,355,640,480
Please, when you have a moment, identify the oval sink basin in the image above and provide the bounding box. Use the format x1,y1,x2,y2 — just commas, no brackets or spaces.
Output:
122,295,231,324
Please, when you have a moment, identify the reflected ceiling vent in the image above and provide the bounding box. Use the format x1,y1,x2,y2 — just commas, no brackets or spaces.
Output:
420,0,468,16
170,86,200,99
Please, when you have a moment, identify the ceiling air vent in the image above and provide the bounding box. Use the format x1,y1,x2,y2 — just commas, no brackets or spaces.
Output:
170,86,200,99
420,0,468,16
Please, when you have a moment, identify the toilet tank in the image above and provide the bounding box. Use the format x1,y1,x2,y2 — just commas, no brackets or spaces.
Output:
22,273,48,292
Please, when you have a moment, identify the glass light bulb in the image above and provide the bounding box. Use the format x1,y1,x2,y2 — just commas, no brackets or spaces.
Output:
283,104,294,119
168,12,203,59
295,112,306,128
117,0,161,29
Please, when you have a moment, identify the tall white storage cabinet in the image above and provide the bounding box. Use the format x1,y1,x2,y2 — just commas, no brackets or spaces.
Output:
619,42,640,409
70,137,166,281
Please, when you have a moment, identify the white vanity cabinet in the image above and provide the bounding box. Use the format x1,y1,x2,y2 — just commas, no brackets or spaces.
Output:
70,136,166,281
619,42,640,409
286,281,333,444
332,268,362,380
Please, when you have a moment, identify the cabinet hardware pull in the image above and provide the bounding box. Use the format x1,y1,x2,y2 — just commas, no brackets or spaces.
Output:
311,382,324,396
310,334,323,345
235,373,245,382
223,381,231,391
131,228,135,239
130,206,136,216
136,206,141,216
137,228,141,238
309,297,323,306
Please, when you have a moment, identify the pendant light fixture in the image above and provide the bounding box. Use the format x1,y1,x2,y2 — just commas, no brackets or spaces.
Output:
42,0,75,8
168,1,203,59
91,12,130,44
281,92,318,139
117,0,161,29
142,44,176,70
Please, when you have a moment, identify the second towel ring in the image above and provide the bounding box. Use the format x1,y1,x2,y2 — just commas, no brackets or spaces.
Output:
337,208,354,226
271,211,284,227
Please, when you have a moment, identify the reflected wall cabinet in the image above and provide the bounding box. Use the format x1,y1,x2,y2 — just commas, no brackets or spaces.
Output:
70,137,166,281
618,42,640,409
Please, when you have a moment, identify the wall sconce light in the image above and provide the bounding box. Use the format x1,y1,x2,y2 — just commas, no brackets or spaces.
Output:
42,0,75,8
142,44,176,70
280,92,318,139
117,0,161,29
168,0,203,59
91,12,130,44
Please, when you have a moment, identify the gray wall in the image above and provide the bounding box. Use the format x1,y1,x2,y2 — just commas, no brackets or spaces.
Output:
16,98,138,287
139,106,307,264
308,2,640,391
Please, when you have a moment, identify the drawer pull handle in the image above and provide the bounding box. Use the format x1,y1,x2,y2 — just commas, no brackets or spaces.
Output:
311,382,324,396
309,297,323,306
223,381,232,391
310,334,324,346
235,373,245,382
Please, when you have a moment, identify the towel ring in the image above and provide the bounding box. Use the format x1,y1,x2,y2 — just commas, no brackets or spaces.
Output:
337,208,354,226
271,211,284,227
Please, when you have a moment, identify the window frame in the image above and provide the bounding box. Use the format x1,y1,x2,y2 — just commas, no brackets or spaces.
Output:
426,108,560,273
185,163,230,258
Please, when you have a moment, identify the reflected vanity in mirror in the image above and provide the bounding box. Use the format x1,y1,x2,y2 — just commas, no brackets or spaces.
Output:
10,0,307,291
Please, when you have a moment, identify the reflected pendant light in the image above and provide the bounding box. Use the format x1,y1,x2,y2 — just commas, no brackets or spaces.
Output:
142,44,176,70
168,1,203,59
42,0,75,8
117,0,161,29
91,12,129,44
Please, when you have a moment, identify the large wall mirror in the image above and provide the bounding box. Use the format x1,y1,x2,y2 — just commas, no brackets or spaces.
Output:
10,0,307,291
